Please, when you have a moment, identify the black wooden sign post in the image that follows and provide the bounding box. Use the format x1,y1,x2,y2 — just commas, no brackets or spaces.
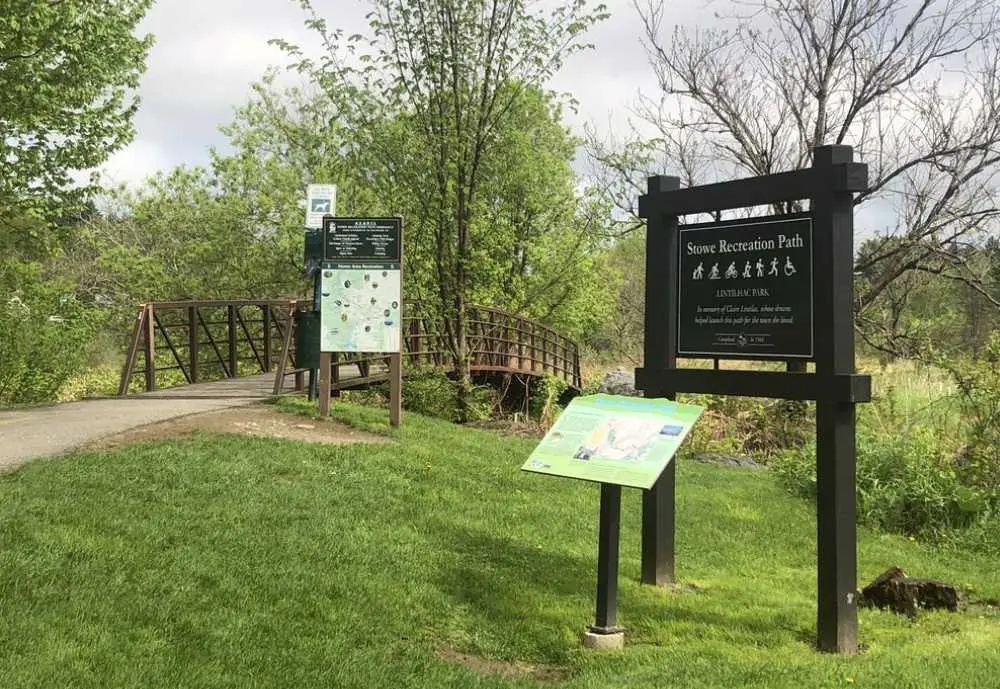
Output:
635,145,870,654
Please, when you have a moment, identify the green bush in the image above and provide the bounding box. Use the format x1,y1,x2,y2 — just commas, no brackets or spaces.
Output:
0,263,100,406
402,369,492,423
678,393,812,460
942,333,1000,493
772,424,995,538
529,374,568,426
56,364,124,401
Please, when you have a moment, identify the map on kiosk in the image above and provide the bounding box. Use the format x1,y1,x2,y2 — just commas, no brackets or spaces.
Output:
319,266,402,353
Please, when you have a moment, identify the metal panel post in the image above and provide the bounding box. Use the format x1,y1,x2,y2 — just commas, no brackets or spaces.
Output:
592,483,622,633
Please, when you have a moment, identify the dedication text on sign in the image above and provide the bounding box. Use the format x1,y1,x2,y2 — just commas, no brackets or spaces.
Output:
677,215,813,359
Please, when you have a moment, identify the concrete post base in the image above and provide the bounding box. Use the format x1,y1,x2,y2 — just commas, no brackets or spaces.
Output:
583,629,624,650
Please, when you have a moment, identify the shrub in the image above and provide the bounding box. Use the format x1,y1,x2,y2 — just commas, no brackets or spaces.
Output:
772,424,994,537
678,393,812,460
55,364,123,401
402,369,492,423
0,263,100,406
529,374,568,427
941,333,1000,493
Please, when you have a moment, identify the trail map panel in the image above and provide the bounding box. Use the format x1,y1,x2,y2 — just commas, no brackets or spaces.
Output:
323,217,402,262
320,265,401,353
522,395,703,490
319,216,403,354
678,215,813,359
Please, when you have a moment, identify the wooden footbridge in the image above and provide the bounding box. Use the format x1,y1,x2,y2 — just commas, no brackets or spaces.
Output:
118,300,581,396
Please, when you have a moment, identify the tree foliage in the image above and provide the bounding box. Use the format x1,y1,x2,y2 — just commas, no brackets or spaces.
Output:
0,0,153,233
276,0,609,415
0,0,152,406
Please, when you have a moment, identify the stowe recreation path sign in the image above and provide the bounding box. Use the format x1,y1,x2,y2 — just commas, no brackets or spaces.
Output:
678,214,813,359
634,145,871,655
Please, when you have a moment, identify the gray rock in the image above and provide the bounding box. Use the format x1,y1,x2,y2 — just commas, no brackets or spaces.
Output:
597,368,639,397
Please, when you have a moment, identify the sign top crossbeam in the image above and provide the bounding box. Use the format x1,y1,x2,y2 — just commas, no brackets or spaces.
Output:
637,161,868,218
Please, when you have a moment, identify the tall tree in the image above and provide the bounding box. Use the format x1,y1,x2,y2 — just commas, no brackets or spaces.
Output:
595,0,1000,357
279,0,607,416
0,0,152,406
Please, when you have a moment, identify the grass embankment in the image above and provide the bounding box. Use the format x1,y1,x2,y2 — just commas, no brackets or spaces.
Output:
1,402,998,688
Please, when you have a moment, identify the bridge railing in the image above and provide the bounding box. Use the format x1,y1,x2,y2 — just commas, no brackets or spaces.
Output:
299,304,582,392
120,300,582,395
117,300,297,395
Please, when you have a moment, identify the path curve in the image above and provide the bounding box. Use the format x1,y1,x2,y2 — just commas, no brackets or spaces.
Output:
0,375,276,473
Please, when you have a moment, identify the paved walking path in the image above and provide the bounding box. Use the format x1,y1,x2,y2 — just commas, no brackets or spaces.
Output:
0,375,278,473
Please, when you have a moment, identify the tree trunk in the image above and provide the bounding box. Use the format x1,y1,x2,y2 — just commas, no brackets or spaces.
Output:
454,182,473,422
454,297,472,421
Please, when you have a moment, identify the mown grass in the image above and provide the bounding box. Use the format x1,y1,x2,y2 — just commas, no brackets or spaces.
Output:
1,405,999,688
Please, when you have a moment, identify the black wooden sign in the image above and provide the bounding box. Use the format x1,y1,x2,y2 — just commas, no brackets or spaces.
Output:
633,146,871,655
677,215,813,359
323,217,402,263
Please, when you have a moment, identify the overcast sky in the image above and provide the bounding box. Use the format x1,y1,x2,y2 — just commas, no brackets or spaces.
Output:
101,0,668,187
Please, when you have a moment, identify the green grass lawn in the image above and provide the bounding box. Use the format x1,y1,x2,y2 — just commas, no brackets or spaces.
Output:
1,403,999,688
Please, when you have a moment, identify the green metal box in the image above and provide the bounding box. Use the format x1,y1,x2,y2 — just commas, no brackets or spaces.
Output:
294,310,321,370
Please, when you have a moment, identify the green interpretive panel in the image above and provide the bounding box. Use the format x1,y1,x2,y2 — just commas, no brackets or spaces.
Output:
522,394,704,489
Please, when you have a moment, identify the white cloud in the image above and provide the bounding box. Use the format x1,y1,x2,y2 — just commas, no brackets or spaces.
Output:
104,0,672,185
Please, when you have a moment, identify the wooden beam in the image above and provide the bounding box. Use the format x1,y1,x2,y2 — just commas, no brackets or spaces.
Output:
118,305,147,396
318,351,332,416
634,368,871,402
638,163,868,217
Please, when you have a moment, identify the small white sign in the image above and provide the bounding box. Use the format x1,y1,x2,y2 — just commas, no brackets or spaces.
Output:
305,184,337,229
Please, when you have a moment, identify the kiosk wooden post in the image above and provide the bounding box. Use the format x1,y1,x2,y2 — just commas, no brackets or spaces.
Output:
318,352,332,416
641,175,681,587
389,352,402,428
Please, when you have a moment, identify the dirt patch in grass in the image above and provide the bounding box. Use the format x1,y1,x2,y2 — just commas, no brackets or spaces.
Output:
435,647,566,683
85,406,390,451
